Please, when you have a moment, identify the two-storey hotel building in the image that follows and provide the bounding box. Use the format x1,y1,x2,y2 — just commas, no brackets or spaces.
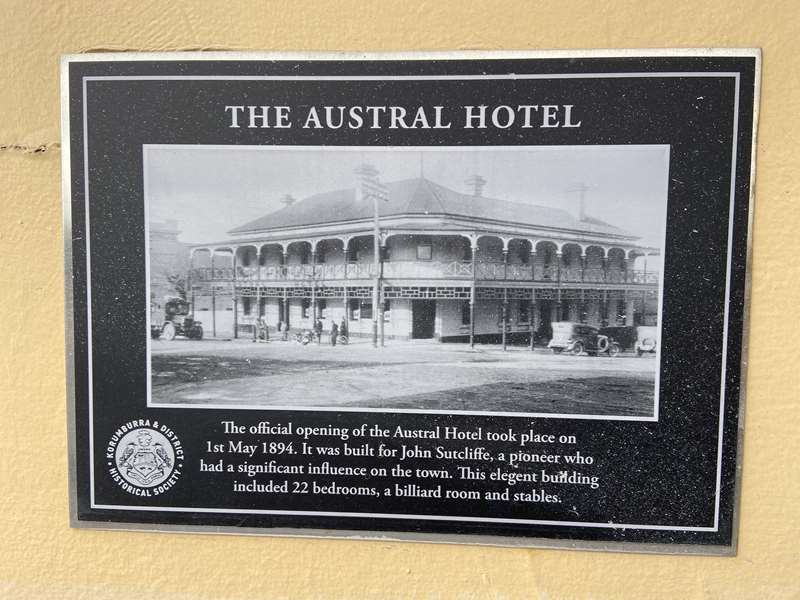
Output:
186,169,660,346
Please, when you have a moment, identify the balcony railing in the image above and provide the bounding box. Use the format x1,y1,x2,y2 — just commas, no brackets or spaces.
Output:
383,260,474,279
189,262,659,285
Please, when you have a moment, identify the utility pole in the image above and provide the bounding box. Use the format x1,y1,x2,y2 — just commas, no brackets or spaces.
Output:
355,164,387,349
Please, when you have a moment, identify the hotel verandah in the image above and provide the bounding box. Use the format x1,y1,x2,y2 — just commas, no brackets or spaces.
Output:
183,168,660,346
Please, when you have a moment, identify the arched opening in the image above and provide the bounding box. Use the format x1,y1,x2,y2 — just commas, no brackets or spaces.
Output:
235,245,258,281
190,248,209,267
315,238,341,264
235,245,257,267
606,247,626,283
584,245,605,283
211,248,234,270
473,236,504,280
345,235,377,279
286,240,312,265
505,239,533,280
314,238,347,279
508,239,533,264
560,243,583,282
534,241,559,280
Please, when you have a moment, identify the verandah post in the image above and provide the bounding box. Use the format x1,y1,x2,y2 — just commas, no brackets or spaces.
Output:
232,249,238,339
501,248,508,351
281,250,290,332
556,250,563,320
530,289,536,351
502,287,508,351
187,252,194,316
343,238,349,326
580,251,586,282
283,288,289,330
310,247,317,326
469,237,477,348
372,200,380,349
210,250,216,338
530,245,536,351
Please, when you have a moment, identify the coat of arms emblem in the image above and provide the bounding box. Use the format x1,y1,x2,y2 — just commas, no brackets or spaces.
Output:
115,428,175,487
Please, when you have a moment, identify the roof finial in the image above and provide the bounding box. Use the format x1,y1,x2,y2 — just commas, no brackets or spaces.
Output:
280,194,296,207
465,174,486,197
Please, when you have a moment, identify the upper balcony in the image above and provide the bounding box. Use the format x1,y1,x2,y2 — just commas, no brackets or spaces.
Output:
189,261,659,286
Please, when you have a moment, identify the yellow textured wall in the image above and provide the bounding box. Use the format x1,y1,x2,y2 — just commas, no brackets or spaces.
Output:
0,2,797,598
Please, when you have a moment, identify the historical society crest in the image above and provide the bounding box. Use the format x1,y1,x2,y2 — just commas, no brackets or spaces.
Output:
107,420,183,496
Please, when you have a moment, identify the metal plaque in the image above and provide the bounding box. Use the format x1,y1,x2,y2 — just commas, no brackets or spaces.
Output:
62,50,759,554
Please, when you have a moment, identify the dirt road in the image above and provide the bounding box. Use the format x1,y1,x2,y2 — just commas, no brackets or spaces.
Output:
150,338,656,417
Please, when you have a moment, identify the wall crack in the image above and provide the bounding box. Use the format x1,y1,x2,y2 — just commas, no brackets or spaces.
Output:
0,142,60,154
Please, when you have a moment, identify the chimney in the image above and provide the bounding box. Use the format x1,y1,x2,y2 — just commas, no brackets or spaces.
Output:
465,174,486,197
567,183,589,221
281,194,296,207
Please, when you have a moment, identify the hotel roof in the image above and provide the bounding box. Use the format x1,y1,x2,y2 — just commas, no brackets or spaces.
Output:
228,177,634,239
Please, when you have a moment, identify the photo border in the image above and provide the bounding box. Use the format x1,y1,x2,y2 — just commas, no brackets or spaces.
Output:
144,143,668,422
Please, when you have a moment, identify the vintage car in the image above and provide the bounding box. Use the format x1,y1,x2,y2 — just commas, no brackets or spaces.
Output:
150,296,204,341
634,326,658,356
547,321,620,356
598,326,637,352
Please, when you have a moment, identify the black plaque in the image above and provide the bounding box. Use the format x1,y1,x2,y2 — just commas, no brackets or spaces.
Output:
63,50,759,554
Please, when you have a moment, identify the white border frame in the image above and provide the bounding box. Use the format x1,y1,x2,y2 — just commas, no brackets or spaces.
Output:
61,49,761,554
143,143,668,422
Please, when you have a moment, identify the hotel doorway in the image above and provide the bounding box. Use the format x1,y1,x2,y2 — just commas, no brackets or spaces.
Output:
411,299,436,339
536,299,554,343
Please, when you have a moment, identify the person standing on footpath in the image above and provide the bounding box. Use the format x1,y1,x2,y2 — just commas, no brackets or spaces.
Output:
314,318,323,344
339,317,348,341
330,321,339,346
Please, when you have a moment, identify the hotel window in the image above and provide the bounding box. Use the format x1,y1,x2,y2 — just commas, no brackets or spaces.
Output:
242,297,252,316
518,246,530,265
317,248,325,263
349,298,360,320
300,246,310,265
416,240,433,261
461,300,471,326
383,299,391,322
319,299,328,319
259,296,266,317
518,300,530,323
302,298,310,319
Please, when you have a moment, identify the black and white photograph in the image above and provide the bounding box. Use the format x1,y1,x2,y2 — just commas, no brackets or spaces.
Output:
146,146,666,418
